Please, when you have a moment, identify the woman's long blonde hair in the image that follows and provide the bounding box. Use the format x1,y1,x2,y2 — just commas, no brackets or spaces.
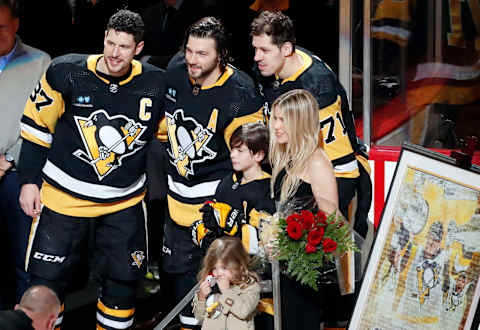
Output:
269,89,322,202
198,237,259,287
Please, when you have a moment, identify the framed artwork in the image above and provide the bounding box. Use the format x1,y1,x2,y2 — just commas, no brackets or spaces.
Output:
350,143,480,330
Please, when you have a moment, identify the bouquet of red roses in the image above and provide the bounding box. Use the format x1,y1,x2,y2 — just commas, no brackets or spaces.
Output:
274,208,358,291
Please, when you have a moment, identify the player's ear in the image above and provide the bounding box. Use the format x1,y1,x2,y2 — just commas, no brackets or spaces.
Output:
280,42,294,57
135,41,145,56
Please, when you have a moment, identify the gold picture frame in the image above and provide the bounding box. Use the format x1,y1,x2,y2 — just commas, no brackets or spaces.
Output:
350,143,480,330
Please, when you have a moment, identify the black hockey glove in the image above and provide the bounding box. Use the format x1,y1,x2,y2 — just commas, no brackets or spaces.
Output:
200,201,245,236
190,220,217,249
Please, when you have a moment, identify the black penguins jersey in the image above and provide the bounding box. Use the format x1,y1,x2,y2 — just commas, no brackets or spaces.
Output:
372,0,416,47
20,54,165,217
213,172,275,254
164,54,264,227
257,47,360,179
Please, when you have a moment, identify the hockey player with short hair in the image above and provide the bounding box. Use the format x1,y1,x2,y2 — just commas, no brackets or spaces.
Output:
18,9,165,329
250,10,372,329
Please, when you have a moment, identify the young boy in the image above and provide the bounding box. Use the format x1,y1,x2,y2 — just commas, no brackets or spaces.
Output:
191,122,275,255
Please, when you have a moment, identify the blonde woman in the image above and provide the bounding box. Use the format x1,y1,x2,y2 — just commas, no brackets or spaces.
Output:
269,89,342,329
270,89,339,214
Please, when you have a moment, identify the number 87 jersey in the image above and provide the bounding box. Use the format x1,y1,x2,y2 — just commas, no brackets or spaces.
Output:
20,54,166,216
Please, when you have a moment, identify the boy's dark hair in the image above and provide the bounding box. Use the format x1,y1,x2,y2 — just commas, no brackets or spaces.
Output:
107,9,145,44
250,10,296,49
0,0,20,17
183,16,232,71
230,122,269,164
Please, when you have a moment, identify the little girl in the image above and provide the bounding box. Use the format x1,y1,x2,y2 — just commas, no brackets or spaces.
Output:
193,236,260,329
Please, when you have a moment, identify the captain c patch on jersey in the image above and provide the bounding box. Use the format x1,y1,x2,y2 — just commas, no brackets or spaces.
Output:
166,109,217,178
73,109,147,180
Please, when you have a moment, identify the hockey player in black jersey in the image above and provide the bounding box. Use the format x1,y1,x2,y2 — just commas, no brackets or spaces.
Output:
250,10,372,328
161,17,264,330
18,10,165,329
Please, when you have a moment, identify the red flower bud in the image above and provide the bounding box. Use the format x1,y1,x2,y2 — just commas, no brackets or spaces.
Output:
286,213,301,224
287,221,303,240
316,210,328,225
301,210,315,230
307,227,325,246
322,238,337,253
305,243,317,254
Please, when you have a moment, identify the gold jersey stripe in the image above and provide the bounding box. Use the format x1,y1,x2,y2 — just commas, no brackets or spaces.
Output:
280,49,313,84
334,168,360,178
41,181,145,218
372,30,409,47
23,73,64,134
257,298,274,316
25,214,40,272
86,55,142,85
356,154,371,175
97,299,135,318
373,0,412,22
317,95,358,177
156,117,167,142
241,224,259,255
167,194,204,227
188,66,234,90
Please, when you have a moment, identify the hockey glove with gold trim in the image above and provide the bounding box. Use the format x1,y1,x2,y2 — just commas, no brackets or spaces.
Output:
200,201,245,236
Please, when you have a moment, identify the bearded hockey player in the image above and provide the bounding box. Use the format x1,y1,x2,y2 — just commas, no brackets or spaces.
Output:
162,17,264,330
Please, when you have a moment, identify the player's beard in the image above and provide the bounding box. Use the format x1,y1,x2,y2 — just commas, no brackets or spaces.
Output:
187,57,219,82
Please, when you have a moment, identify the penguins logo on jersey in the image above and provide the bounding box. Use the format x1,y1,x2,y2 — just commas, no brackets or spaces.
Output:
166,109,217,178
73,109,147,180
262,101,270,125
131,250,145,269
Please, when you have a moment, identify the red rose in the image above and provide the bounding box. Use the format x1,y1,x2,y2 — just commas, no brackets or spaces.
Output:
287,221,303,240
316,210,328,225
305,243,317,254
307,227,325,246
286,213,301,224
300,210,315,230
322,238,337,253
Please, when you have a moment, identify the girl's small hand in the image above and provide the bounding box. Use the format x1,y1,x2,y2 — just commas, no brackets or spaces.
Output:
216,276,230,293
198,279,212,301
